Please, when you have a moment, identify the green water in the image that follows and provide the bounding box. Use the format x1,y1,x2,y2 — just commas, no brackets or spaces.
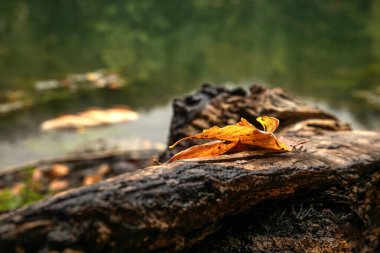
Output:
0,0,380,167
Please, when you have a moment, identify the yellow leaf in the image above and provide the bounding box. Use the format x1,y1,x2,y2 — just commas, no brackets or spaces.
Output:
168,116,292,163
256,116,279,133
169,117,290,151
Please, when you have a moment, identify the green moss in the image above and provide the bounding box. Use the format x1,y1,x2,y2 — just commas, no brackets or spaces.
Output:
0,168,51,211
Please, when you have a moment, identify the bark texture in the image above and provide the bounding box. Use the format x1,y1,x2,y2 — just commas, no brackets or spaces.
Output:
160,84,350,161
0,85,379,253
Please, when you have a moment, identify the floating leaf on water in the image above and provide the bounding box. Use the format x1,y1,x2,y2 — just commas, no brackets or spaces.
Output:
40,106,139,131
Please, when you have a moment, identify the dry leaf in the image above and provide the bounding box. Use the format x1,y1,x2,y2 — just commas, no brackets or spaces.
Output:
168,116,292,162
168,140,239,162
83,175,102,186
32,168,43,182
170,116,290,151
11,183,26,195
96,163,110,176
62,249,86,253
256,116,279,133
47,164,70,178
49,179,69,191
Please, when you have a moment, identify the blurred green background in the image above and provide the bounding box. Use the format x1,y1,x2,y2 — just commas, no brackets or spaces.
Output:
0,0,380,168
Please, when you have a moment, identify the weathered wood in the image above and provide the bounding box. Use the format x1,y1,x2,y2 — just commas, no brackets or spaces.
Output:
0,131,379,252
0,85,379,253
161,84,349,161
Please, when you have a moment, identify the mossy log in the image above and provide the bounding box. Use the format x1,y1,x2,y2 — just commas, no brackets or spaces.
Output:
0,85,379,253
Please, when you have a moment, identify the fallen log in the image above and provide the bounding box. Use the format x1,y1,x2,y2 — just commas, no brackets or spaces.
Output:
160,84,350,161
0,85,379,253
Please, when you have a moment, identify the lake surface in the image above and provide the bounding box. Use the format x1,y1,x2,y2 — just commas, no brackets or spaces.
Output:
1,1,380,168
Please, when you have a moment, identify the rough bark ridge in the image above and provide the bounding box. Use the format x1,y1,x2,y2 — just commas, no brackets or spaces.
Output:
0,85,379,253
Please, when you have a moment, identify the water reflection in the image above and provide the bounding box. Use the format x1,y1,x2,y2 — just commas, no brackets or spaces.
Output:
0,0,380,167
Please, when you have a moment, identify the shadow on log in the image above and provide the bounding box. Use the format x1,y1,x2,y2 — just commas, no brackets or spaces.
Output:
0,85,379,253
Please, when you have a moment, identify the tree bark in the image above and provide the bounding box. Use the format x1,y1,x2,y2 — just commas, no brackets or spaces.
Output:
0,85,379,253
160,84,349,161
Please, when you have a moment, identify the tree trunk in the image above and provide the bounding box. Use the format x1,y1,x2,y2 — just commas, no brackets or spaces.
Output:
0,85,379,253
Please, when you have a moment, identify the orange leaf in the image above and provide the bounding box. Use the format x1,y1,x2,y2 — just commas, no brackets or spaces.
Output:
169,117,290,152
256,116,279,133
168,140,239,163
168,116,292,163
40,106,139,131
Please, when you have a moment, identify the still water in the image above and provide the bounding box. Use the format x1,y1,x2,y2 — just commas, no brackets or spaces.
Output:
1,1,380,168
